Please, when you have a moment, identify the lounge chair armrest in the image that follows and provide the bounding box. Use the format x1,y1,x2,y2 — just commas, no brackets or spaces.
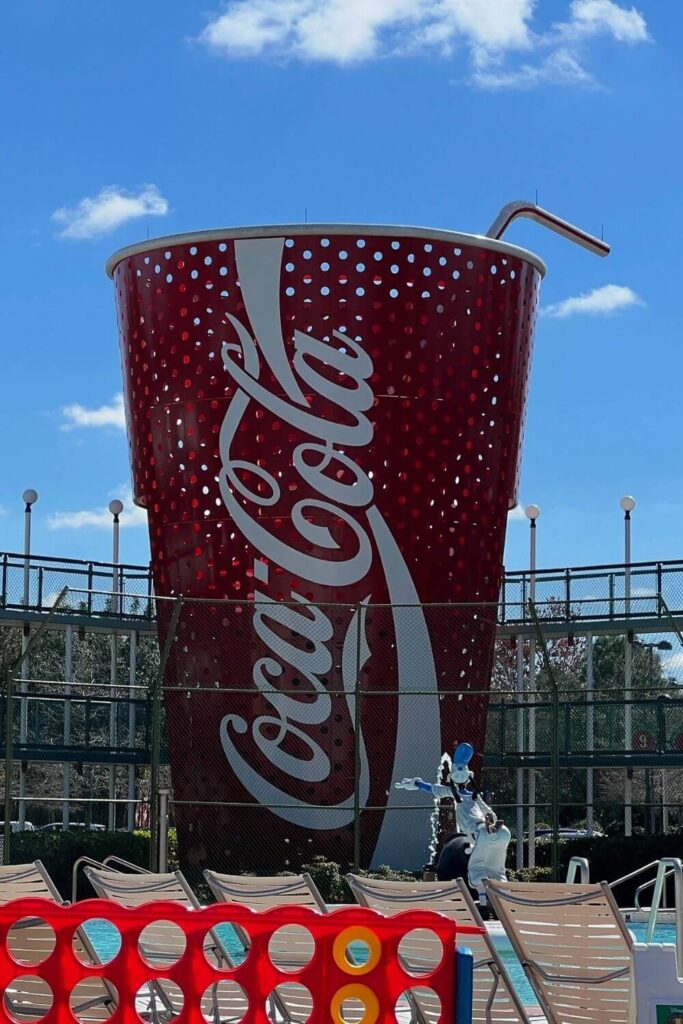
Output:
526,960,630,985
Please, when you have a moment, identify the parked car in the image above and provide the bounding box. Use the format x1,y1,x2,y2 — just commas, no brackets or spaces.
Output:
531,827,605,841
0,821,36,833
38,822,107,832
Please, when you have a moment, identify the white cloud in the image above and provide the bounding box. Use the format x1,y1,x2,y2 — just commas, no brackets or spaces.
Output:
562,0,649,43
196,0,650,87
61,393,126,432
542,284,643,319
198,0,535,62
48,486,147,531
52,185,169,240
474,48,594,88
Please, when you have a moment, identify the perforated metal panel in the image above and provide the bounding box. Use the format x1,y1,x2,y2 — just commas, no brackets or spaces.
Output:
111,226,541,871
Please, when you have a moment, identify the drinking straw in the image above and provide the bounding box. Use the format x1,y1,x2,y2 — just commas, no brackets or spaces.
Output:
487,200,610,257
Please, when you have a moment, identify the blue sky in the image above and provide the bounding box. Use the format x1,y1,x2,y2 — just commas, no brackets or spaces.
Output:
0,0,677,575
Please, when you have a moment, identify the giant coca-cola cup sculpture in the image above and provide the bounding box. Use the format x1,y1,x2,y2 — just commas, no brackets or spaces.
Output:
108,204,608,871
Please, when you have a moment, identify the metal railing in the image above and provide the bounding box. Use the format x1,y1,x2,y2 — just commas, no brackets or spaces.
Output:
3,551,683,626
566,856,590,883
0,551,154,619
637,859,683,973
501,559,683,624
487,693,683,767
568,855,683,974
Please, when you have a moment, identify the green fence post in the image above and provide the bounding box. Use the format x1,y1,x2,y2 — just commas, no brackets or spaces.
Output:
1,586,70,865
3,667,14,864
150,597,183,872
352,601,363,874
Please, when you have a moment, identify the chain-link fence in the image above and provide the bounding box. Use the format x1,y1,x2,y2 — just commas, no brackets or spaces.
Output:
2,589,683,881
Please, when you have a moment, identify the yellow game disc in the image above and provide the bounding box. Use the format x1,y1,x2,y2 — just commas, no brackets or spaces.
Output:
332,926,382,975
330,984,380,1024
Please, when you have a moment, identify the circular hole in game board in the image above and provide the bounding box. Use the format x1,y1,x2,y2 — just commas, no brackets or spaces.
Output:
265,983,312,1023
4,976,53,1022
74,918,121,965
268,924,315,972
397,928,443,977
201,980,248,1022
70,979,118,1023
135,979,183,1021
138,921,186,968
7,917,55,966
396,987,441,1022
203,921,249,969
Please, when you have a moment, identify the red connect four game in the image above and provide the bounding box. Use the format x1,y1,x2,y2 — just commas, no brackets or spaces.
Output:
0,897,481,1023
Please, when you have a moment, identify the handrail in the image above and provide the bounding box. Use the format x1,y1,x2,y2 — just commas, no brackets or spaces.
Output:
72,855,108,904
641,859,683,975
3,549,681,579
101,853,150,874
72,853,149,903
635,867,677,909
566,857,590,884
8,678,149,691
609,860,662,891
611,857,683,977
0,551,152,573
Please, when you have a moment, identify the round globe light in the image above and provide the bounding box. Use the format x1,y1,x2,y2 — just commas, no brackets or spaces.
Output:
22,489,39,506
620,496,636,513
525,504,541,521
108,499,124,516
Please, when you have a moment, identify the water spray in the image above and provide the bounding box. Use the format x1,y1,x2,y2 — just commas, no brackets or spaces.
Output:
427,750,452,865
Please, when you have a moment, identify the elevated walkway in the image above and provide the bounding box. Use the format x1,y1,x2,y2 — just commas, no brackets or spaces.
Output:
2,550,683,637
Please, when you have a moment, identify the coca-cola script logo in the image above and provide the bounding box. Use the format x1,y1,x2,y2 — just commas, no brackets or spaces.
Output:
217,236,441,864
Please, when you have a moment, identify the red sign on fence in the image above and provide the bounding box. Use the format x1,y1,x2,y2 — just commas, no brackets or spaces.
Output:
632,731,656,751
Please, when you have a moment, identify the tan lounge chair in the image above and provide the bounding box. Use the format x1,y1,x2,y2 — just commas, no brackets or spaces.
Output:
485,880,633,1024
204,871,326,913
0,862,116,1021
347,873,530,1024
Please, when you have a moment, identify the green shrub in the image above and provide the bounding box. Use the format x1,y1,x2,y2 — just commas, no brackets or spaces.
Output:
301,857,421,903
360,864,420,882
507,867,552,883
301,856,351,904
9,829,152,900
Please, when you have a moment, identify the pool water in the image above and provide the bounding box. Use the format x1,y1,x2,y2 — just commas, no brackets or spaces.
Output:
83,919,248,965
490,922,677,1009
83,918,676,1013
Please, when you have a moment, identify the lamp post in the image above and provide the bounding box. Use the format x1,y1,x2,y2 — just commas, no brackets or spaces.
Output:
621,496,635,837
525,504,540,868
63,625,73,828
128,629,137,832
18,489,38,827
632,639,672,833
586,631,594,836
108,499,123,832
516,633,524,870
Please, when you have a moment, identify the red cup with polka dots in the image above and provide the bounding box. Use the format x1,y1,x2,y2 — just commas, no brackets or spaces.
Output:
108,225,542,872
